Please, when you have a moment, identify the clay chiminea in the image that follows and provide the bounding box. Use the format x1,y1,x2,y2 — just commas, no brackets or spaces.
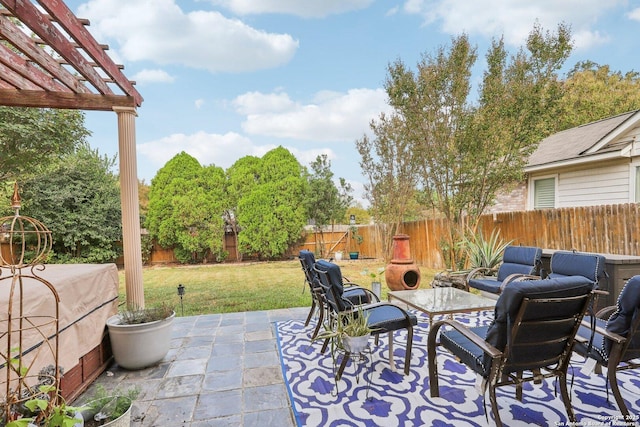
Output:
385,234,421,291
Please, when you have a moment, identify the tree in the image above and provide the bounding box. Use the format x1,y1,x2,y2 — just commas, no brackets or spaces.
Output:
19,146,122,263
146,152,226,263
557,61,640,130
305,154,352,257
225,155,262,261
362,23,573,268
356,114,423,260
138,179,151,222
444,23,571,263
171,165,227,263
0,107,89,181
237,147,307,259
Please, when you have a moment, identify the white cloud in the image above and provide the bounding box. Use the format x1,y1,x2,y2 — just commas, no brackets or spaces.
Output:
131,69,175,84
232,91,295,114
209,0,373,18
137,131,325,171
628,8,640,21
195,99,205,109
138,131,258,169
403,0,621,49
572,30,610,50
232,88,391,141
78,0,298,73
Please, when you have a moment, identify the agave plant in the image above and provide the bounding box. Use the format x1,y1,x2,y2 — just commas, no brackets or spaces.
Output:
459,228,513,270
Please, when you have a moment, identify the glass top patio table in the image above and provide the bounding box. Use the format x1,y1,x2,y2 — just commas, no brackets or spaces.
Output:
388,287,496,324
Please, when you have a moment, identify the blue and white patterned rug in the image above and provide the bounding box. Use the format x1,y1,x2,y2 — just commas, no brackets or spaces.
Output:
276,310,640,426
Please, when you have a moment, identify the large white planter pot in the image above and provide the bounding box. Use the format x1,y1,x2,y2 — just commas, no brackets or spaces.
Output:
106,312,175,370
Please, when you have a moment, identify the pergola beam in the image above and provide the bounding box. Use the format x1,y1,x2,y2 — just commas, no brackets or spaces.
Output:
1,0,113,95
0,14,88,93
0,0,145,307
0,89,137,110
0,43,69,92
37,0,142,104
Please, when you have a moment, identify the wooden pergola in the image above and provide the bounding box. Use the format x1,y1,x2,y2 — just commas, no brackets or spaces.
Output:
0,0,145,307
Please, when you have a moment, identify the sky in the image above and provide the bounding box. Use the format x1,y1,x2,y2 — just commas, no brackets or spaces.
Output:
66,0,640,204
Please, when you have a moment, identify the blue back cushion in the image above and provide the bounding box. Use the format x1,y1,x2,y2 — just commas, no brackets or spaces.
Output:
605,275,640,359
496,246,542,282
549,251,605,284
299,250,320,286
315,259,347,311
483,276,593,371
299,250,316,269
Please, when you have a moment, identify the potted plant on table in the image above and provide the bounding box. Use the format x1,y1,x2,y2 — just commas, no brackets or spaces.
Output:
106,303,175,370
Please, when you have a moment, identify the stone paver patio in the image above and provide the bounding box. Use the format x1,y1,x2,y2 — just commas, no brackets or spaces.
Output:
76,307,309,426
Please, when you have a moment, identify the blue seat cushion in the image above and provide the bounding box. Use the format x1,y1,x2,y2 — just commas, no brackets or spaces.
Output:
603,276,640,360
502,245,542,266
468,246,541,294
440,325,489,375
496,262,537,282
315,259,349,311
468,277,501,294
344,287,371,305
365,303,417,334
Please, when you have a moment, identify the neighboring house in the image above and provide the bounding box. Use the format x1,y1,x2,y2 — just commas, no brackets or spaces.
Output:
489,110,640,213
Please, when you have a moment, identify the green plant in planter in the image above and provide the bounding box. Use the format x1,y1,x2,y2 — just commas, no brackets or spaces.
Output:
107,302,176,370
313,306,378,393
314,306,376,355
80,385,139,427
117,302,174,324
1,365,85,427
361,267,385,283
348,227,363,259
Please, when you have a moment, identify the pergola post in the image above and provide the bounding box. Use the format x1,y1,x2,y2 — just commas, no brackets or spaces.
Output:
114,106,145,308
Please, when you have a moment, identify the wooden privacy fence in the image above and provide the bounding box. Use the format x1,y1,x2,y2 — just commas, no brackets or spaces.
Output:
299,203,640,269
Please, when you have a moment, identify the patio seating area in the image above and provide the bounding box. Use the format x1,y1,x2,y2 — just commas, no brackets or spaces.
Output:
77,299,640,426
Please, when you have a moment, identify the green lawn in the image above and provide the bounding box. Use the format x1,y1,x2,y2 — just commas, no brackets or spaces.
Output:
117,259,438,316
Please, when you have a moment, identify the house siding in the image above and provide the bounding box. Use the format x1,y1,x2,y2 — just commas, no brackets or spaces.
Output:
536,159,631,208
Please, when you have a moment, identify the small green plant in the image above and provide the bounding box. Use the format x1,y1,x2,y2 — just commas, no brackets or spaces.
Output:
118,302,174,324
82,384,139,425
361,267,385,282
1,365,85,427
458,228,512,270
314,306,376,344
313,306,377,391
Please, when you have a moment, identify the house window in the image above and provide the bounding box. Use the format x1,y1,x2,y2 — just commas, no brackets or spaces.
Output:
534,177,555,209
